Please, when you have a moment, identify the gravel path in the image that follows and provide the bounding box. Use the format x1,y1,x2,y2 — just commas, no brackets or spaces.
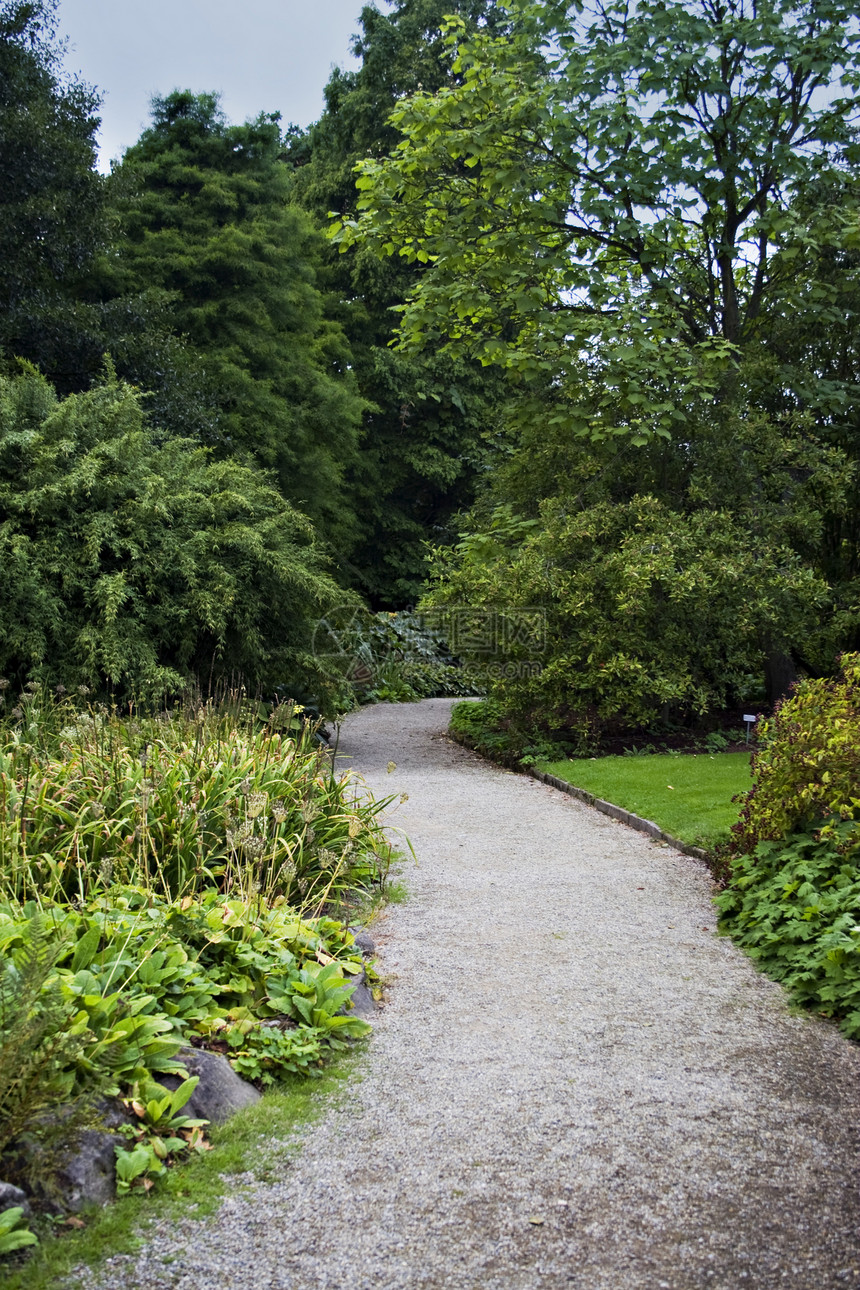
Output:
90,698,860,1290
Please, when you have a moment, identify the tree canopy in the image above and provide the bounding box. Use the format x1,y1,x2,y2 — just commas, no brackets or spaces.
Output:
291,1,509,604
339,0,860,444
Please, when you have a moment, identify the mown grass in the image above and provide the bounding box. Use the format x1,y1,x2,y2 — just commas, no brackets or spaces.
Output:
1,1051,363,1290
539,751,753,849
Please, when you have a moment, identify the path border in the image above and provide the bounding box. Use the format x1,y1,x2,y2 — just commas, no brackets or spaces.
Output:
528,767,709,862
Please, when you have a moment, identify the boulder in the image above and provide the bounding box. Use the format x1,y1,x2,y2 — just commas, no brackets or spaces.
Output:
156,1047,261,1124
15,1098,134,1213
0,1181,30,1219
45,1126,121,1211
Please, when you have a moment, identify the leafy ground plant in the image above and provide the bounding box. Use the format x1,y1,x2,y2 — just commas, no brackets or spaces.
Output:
0,1055,360,1289
537,752,753,850
716,819,860,1037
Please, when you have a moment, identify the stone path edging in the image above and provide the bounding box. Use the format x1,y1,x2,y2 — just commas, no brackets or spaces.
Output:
528,767,709,861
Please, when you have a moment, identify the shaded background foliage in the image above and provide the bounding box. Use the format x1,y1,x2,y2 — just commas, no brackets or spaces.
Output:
3,0,860,723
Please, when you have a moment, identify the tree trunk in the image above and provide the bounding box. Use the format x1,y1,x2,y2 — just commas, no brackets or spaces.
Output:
764,645,798,706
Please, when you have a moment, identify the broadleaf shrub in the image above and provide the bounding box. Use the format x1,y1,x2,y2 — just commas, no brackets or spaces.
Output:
424,495,827,743
732,652,860,852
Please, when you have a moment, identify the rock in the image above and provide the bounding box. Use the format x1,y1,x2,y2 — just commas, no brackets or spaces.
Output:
341,967,377,1020
0,1182,30,1219
47,1127,121,1211
156,1047,261,1124
15,1097,135,1213
350,930,376,956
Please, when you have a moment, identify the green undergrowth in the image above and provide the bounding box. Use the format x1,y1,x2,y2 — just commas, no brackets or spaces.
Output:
0,689,399,1271
0,1052,362,1290
538,752,752,850
717,654,860,1039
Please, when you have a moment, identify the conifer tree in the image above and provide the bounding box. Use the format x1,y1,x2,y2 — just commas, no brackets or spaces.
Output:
0,0,104,380
111,91,366,564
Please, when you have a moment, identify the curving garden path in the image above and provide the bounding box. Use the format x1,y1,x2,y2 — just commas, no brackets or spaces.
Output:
91,698,860,1289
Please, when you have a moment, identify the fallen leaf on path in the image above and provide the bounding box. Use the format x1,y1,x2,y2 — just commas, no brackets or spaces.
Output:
528,1216,545,1226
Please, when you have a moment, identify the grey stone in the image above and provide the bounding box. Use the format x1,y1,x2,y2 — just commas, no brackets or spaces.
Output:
50,1128,120,1210
156,1047,261,1124
349,930,376,956
340,968,377,1020
0,1181,30,1219
16,1097,135,1213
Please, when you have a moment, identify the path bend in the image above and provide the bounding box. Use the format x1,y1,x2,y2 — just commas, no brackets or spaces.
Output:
91,698,860,1290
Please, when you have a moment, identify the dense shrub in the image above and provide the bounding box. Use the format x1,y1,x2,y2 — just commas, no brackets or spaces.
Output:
424,496,826,745
718,653,860,1037
0,366,350,702
732,652,860,852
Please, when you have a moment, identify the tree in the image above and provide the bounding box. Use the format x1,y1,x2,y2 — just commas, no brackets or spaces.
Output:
339,0,860,444
110,91,367,564
291,1,510,604
0,365,348,701
0,0,105,381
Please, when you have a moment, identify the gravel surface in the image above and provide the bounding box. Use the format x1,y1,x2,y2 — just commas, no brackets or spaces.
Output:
87,698,860,1290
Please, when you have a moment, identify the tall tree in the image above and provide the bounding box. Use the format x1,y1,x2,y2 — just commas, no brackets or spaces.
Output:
291,0,509,605
342,0,860,708
110,91,366,564
0,0,104,381
339,0,860,444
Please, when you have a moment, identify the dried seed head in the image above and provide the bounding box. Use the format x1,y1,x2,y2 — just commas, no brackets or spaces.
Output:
247,792,268,819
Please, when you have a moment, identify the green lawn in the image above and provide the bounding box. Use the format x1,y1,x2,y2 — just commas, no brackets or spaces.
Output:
538,751,753,849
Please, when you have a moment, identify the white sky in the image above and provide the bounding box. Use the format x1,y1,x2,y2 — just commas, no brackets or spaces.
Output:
56,0,369,171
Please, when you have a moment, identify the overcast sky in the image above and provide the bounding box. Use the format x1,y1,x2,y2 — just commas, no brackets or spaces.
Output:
56,0,369,171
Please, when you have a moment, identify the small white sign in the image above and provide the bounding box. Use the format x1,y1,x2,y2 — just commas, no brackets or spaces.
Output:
743,714,756,723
